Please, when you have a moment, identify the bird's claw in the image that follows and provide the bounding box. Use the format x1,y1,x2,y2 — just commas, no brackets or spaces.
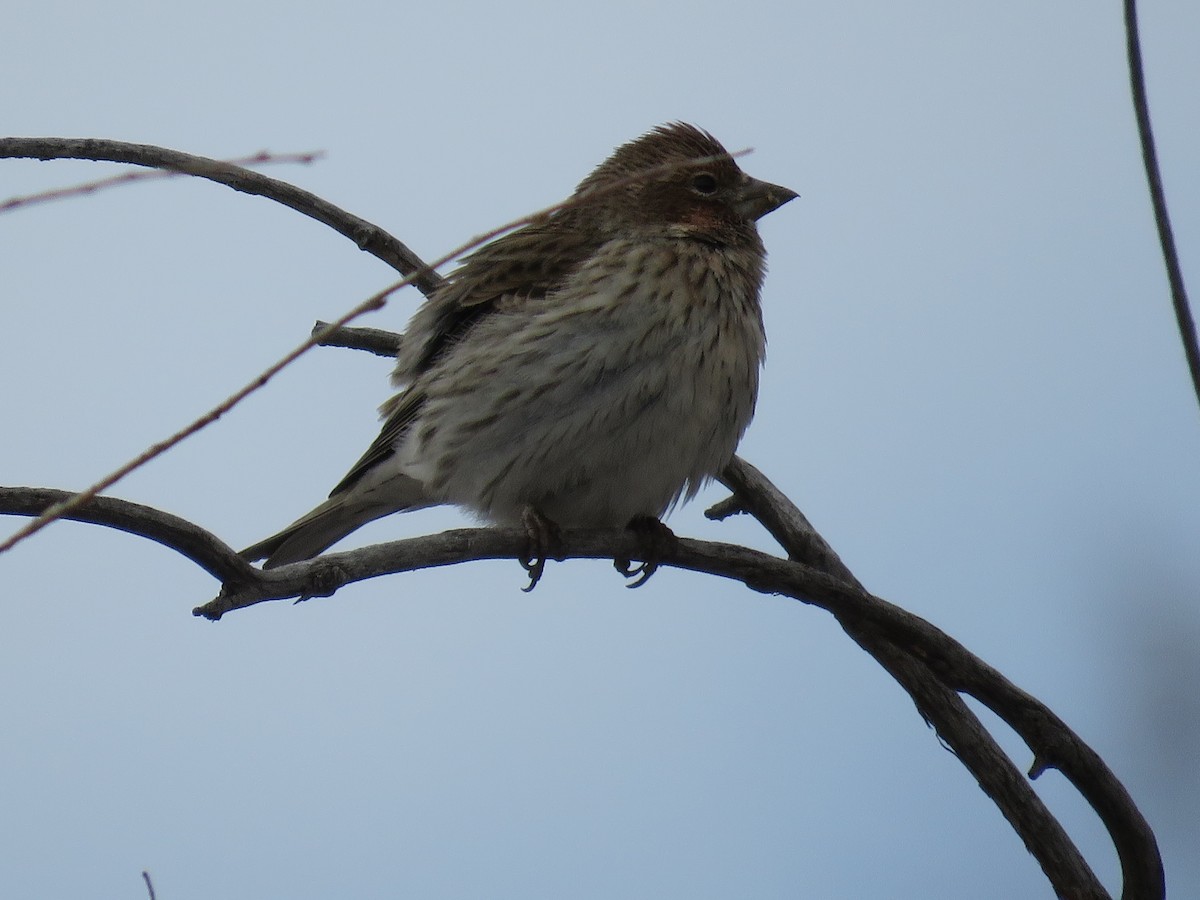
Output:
614,558,658,589
520,506,563,592
520,555,547,592
614,516,676,589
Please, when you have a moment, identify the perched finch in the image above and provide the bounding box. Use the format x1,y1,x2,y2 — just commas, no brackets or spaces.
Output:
243,123,796,581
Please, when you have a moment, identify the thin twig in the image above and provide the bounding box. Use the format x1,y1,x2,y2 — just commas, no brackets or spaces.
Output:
0,137,443,293
0,149,323,213
1123,0,1200,412
0,289,398,557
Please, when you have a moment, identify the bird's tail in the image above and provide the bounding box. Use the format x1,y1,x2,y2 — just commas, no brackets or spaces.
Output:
241,473,432,569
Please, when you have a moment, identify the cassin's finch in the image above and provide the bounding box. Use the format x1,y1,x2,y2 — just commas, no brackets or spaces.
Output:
243,123,796,583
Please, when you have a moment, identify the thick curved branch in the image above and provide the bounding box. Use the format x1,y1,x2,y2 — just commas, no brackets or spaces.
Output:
718,458,1162,900
0,137,446,296
0,471,1161,899
0,487,255,584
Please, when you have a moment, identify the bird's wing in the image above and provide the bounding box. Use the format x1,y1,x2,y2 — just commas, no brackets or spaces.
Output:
331,218,597,497
329,387,426,496
400,218,598,375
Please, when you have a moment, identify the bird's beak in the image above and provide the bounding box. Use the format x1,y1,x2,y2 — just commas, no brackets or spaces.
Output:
736,177,799,221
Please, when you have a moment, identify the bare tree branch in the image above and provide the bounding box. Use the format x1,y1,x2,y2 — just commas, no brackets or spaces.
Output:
719,458,1163,900
0,456,1164,899
1123,0,1199,413
0,137,445,294
312,321,402,358
0,487,255,585
0,149,324,213
1,137,1166,898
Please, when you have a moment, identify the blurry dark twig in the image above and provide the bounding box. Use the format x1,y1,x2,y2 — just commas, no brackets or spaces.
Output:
1123,0,1199,412
142,871,156,900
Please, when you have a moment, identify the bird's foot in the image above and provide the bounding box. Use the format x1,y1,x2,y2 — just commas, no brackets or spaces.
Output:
614,516,677,588
520,506,564,592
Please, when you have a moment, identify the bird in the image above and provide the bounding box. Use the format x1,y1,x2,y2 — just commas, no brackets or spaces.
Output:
242,122,796,586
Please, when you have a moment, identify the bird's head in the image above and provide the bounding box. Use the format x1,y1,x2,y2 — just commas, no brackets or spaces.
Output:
572,122,797,246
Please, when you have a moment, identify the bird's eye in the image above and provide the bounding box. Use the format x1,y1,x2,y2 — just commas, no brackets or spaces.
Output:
690,172,718,195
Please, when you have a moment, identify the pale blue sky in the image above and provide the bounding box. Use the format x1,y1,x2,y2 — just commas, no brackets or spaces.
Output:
3,1,1198,897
